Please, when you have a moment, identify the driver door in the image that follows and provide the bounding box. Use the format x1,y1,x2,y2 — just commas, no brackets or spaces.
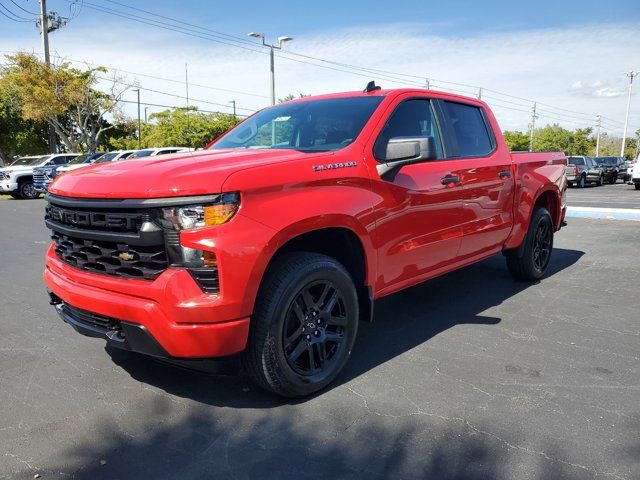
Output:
366,96,464,295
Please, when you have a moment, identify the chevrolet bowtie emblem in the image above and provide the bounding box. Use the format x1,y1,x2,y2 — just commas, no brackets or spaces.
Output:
118,252,135,261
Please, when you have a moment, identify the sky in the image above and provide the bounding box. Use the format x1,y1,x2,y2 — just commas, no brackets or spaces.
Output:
1,0,639,135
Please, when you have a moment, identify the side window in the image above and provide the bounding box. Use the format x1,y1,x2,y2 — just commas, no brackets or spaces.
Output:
53,156,69,165
374,99,443,161
442,101,493,158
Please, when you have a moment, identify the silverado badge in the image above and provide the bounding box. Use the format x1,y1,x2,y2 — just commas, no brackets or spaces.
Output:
118,252,136,261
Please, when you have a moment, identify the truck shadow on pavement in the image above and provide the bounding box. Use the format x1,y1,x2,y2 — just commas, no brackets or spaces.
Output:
107,248,584,409
46,404,617,480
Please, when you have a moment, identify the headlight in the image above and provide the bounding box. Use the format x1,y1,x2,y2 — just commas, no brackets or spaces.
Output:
161,192,240,230
4,173,10,180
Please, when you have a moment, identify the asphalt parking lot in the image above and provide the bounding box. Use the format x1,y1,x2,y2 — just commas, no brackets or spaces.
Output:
566,182,640,210
0,194,638,480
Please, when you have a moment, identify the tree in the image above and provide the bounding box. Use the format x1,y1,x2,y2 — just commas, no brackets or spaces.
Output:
108,108,241,150
1,53,128,153
278,93,310,103
502,130,530,151
0,82,48,164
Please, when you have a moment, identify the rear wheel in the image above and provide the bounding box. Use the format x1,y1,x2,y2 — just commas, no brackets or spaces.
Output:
18,180,39,199
506,207,554,281
610,174,617,184
577,175,586,188
595,175,603,187
242,252,359,397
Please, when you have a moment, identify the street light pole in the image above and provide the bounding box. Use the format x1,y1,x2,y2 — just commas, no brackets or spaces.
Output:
248,32,293,106
595,115,602,157
229,100,236,117
621,71,638,158
134,89,141,149
39,0,56,153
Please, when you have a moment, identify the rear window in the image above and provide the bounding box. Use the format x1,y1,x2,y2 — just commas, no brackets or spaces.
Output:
442,101,493,157
569,157,585,166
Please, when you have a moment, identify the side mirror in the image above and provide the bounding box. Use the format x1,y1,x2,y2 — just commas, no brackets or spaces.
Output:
375,136,437,181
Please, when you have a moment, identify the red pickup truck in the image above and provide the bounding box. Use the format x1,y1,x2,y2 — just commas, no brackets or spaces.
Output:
43,85,567,397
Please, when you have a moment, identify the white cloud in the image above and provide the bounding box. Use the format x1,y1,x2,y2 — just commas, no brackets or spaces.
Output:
2,20,639,134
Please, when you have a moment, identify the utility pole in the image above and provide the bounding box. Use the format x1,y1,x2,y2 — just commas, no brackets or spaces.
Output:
248,33,293,105
39,0,56,153
229,100,236,117
529,102,538,152
425,78,430,90
185,63,190,149
144,107,149,123
478,87,483,100
595,115,602,157
621,71,638,158
134,89,141,149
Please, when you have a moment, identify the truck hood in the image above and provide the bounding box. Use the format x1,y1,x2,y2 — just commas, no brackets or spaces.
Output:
48,149,328,198
0,166,35,175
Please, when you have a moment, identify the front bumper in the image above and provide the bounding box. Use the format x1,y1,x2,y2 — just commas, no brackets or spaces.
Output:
34,180,52,192
0,181,18,193
44,245,251,358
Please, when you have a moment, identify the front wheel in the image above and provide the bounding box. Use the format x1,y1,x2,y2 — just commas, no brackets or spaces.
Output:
18,181,39,199
635,184,640,190
595,175,603,187
242,252,359,397
577,175,586,188
506,207,554,281
610,175,617,184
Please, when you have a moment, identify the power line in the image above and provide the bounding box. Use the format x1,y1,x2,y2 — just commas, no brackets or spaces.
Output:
0,1,35,21
8,0,38,15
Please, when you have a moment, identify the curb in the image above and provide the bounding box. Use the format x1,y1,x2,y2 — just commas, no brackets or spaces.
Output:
566,206,640,221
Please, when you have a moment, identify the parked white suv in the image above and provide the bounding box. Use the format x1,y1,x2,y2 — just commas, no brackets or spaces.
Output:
127,147,189,159
632,161,640,190
92,150,138,163
0,153,78,199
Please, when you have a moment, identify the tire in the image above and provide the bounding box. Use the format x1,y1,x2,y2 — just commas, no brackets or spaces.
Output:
577,175,586,188
595,175,603,187
506,207,554,281
18,180,39,199
9,192,20,199
242,252,359,397
610,175,617,185
635,184,640,190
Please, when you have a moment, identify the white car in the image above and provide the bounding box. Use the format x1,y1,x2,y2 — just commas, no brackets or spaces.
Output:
92,150,138,164
127,147,189,159
55,152,107,175
0,153,78,199
632,161,640,190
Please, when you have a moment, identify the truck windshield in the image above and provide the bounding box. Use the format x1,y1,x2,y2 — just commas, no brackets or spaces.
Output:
210,96,384,152
67,154,92,165
10,156,49,166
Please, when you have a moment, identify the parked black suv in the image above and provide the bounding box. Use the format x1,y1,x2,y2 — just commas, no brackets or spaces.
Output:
593,156,626,184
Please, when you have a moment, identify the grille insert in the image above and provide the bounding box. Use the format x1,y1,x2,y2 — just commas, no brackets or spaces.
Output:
52,232,168,280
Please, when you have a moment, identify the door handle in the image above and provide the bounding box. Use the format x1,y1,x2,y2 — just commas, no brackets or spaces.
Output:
441,176,459,186
498,170,512,179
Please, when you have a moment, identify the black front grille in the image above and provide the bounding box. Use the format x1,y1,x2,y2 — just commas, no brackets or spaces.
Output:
0,172,7,180
52,232,168,280
61,303,120,332
45,204,145,233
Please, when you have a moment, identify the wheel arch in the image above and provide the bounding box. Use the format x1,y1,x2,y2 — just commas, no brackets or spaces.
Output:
252,218,375,322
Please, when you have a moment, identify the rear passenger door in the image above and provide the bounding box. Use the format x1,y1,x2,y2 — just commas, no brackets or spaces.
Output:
437,100,514,259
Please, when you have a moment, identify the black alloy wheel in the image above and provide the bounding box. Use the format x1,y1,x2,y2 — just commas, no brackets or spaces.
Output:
531,217,553,273
242,252,359,397
283,280,347,376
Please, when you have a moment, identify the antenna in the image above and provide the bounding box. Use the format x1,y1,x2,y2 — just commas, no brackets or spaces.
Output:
364,81,381,93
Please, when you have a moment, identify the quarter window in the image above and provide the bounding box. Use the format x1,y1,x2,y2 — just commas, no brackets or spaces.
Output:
374,99,443,161
442,101,493,157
